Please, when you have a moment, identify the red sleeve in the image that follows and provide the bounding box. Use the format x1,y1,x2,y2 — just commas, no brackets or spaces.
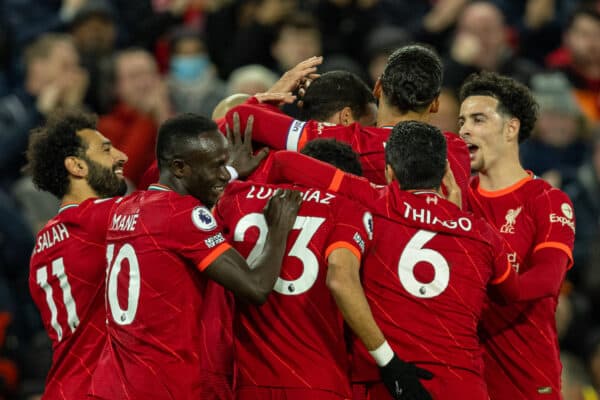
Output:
165,199,231,272
443,132,471,211
486,231,519,302
325,199,373,263
225,98,303,150
515,247,569,301
531,188,575,269
267,151,381,207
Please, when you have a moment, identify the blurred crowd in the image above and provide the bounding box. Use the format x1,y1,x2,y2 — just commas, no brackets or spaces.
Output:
0,0,600,398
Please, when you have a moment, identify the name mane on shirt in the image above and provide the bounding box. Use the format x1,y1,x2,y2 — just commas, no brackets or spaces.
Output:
403,202,472,232
111,213,139,232
35,223,69,253
246,185,335,205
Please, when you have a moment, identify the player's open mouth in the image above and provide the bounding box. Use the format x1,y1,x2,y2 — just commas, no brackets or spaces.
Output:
114,167,124,177
467,144,479,159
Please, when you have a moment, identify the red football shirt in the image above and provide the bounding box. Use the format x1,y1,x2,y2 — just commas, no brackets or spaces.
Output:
468,174,575,400
214,181,372,398
29,197,118,399
225,98,471,197
261,152,516,398
89,184,232,400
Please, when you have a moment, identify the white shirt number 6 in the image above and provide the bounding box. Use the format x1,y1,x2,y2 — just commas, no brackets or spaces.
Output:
398,230,449,298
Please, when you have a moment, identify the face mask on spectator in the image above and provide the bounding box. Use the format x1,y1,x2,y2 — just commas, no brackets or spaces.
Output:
170,55,209,82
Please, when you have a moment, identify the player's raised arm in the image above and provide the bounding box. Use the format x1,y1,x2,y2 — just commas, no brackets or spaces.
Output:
205,189,302,304
268,150,382,206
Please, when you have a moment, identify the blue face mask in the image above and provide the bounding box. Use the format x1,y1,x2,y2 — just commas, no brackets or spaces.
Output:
170,55,210,82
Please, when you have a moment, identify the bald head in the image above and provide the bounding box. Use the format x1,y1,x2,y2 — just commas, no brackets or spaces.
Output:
211,93,250,120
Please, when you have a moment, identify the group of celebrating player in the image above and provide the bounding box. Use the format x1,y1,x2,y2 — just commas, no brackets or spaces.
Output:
28,43,575,400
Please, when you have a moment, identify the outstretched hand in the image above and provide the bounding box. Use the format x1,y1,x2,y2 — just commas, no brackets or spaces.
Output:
269,56,323,94
226,112,269,178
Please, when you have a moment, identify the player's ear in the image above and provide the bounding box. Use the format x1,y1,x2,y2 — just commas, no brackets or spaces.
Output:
373,78,382,100
504,117,520,143
385,164,397,185
170,158,188,178
64,156,88,178
429,95,440,114
340,107,354,126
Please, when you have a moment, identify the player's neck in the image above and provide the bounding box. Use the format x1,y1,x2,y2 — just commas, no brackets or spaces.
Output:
158,176,185,196
478,157,529,192
376,102,429,128
61,183,99,206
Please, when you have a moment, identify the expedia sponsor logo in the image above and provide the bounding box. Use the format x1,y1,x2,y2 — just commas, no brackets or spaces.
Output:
550,213,575,233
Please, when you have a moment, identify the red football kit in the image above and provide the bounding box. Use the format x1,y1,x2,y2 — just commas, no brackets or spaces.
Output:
29,198,118,399
214,181,372,400
468,174,575,400
225,98,471,194
89,184,232,400
261,151,519,399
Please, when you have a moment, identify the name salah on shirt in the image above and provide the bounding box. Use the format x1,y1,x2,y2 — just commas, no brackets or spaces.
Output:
34,223,69,254
246,185,336,205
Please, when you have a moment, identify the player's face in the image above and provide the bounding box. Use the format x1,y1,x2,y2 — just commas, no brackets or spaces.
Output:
78,129,128,197
183,131,231,208
458,95,510,173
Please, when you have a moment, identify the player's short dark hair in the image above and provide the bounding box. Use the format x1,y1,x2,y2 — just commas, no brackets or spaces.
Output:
156,113,218,170
385,121,446,191
301,138,363,176
299,71,375,122
459,71,538,143
381,44,442,113
25,110,97,198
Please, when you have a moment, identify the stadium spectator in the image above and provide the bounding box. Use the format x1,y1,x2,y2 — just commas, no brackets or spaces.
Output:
520,72,588,184
459,71,575,399
26,110,127,399
69,0,117,114
98,48,170,187
167,27,225,116
547,4,600,121
89,113,301,399
227,64,279,95
444,1,539,91
0,33,87,188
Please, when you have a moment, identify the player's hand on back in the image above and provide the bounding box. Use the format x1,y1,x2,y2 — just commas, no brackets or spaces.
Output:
226,112,269,178
380,355,434,400
442,161,462,209
263,189,302,237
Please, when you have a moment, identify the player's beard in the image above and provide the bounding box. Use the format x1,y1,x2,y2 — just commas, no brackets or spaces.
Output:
83,156,128,198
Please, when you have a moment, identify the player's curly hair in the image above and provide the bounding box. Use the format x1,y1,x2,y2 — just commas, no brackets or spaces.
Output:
301,138,363,176
385,121,446,191
25,110,97,198
459,71,538,143
380,44,442,114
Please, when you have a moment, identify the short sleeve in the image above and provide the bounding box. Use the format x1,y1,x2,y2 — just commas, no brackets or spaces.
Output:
166,199,231,272
325,197,373,263
531,188,575,269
